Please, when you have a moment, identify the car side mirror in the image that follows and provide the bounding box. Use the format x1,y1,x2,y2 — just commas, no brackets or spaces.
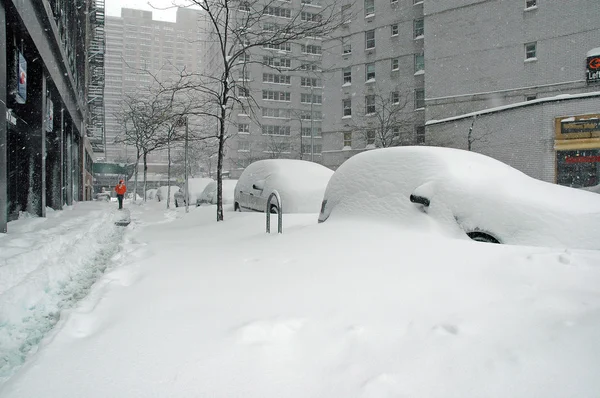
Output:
409,194,430,207
252,180,265,190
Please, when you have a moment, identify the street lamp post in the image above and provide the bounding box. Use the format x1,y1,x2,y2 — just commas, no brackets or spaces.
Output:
310,85,314,162
184,117,189,213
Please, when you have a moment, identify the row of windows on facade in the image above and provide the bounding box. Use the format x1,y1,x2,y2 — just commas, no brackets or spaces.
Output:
239,4,322,23
255,56,321,72
237,72,322,87
237,90,322,104
261,108,323,120
237,123,322,137
342,90,425,117
361,0,423,17
342,56,424,87
236,142,323,154
358,0,536,36
342,127,425,148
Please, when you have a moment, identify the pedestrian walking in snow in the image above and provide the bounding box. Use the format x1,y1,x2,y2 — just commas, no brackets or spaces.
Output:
115,180,127,210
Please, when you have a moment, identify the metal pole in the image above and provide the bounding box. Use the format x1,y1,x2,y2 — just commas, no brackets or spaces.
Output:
184,117,189,213
0,0,7,232
310,86,314,162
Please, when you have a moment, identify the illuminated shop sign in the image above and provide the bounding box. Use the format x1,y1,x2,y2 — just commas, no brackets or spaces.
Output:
588,55,600,83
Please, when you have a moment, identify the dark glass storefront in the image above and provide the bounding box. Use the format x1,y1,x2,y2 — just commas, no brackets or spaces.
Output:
556,149,600,188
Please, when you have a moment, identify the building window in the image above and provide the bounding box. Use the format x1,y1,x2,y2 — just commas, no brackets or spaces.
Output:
341,4,352,23
238,123,250,134
526,94,537,101
301,93,322,104
391,58,399,71
263,42,292,52
343,67,352,84
525,0,537,9
365,30,375,49
366,130,376,146
343,132,352,147
302,127,321,137
263,73,291,84
262,125,291,136
391,24,399,36
262,107,290,118
263,90,291,101
238,141,250,151
301,44,322,55
391,91,400,104
415,89,425,109
416,125,425,144
391,0,398,4
366,63,376,81
364,0,374,16
238,87,250,97
365,95,376,114
414,19,424,38
343,98,352,117
414,0,423,4
301,77,321,87
343,42,352,54
415,53,424,73
525,42,537,60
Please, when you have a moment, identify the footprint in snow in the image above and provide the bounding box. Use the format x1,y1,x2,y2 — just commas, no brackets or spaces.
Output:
432,323,459,336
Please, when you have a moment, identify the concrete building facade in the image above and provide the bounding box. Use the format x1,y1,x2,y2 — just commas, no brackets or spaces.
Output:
321,0,425,170
103,8,203,170
1,0,104,232
423,0,600,189
424,0,599,121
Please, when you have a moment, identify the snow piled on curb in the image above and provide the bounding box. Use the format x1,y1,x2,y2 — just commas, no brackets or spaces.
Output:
0,202,126,382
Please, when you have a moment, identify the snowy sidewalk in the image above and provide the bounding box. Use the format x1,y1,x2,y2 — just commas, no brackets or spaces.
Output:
0,202,128,382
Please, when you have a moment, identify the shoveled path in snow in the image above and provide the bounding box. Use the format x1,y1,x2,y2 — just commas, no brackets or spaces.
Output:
0,202,128,383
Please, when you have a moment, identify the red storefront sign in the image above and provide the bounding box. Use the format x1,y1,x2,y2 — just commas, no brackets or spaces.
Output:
565,155,600,164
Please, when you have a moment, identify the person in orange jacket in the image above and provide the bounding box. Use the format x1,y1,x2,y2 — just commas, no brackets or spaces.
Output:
115,180,127,210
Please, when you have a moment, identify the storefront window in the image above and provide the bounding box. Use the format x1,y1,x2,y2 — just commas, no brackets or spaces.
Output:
556,149,600,188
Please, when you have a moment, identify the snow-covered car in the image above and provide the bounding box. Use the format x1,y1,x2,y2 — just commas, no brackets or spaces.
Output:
174,178,214,207
145,189,158,201
155,186,180,203
318,146,600,250
197,179,237,206
95,192,111,201
234,160,334,213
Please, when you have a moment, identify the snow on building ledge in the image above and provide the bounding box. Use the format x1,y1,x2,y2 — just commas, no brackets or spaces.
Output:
426,91,600,126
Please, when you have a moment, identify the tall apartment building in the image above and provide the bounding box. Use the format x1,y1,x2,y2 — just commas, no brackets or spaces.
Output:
321,0,425,170
103,8,203,170
200,1,327,179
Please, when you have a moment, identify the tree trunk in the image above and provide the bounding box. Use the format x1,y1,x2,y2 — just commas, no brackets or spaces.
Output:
134,147,140,202
217,111,225,222
166,138,171,209
143,151,148,202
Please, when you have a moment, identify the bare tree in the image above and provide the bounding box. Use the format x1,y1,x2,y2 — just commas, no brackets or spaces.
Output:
153,0,346,221
346,85,415,148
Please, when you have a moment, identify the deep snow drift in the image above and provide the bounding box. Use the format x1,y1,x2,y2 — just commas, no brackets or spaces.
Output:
1,201,600,397
0,203,127,382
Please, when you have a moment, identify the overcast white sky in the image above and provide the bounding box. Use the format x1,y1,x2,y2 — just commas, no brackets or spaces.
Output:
105,0,187,21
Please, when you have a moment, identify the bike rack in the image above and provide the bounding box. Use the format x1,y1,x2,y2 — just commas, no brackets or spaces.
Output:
266,190,283,234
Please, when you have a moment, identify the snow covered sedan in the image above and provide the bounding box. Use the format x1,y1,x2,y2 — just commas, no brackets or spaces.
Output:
234,159,334,213
318,146,600,250
196,179,237,206
174,178,214,207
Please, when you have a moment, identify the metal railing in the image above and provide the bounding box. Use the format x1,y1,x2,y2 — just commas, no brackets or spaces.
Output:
265,191,282,234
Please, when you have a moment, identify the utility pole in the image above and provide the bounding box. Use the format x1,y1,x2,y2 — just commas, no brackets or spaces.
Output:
310,85,314,162
184,116,189,213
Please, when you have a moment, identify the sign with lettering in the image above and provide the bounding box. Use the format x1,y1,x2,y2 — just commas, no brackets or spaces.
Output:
561,119,600,135
587,56,600,83
16,52,27,104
